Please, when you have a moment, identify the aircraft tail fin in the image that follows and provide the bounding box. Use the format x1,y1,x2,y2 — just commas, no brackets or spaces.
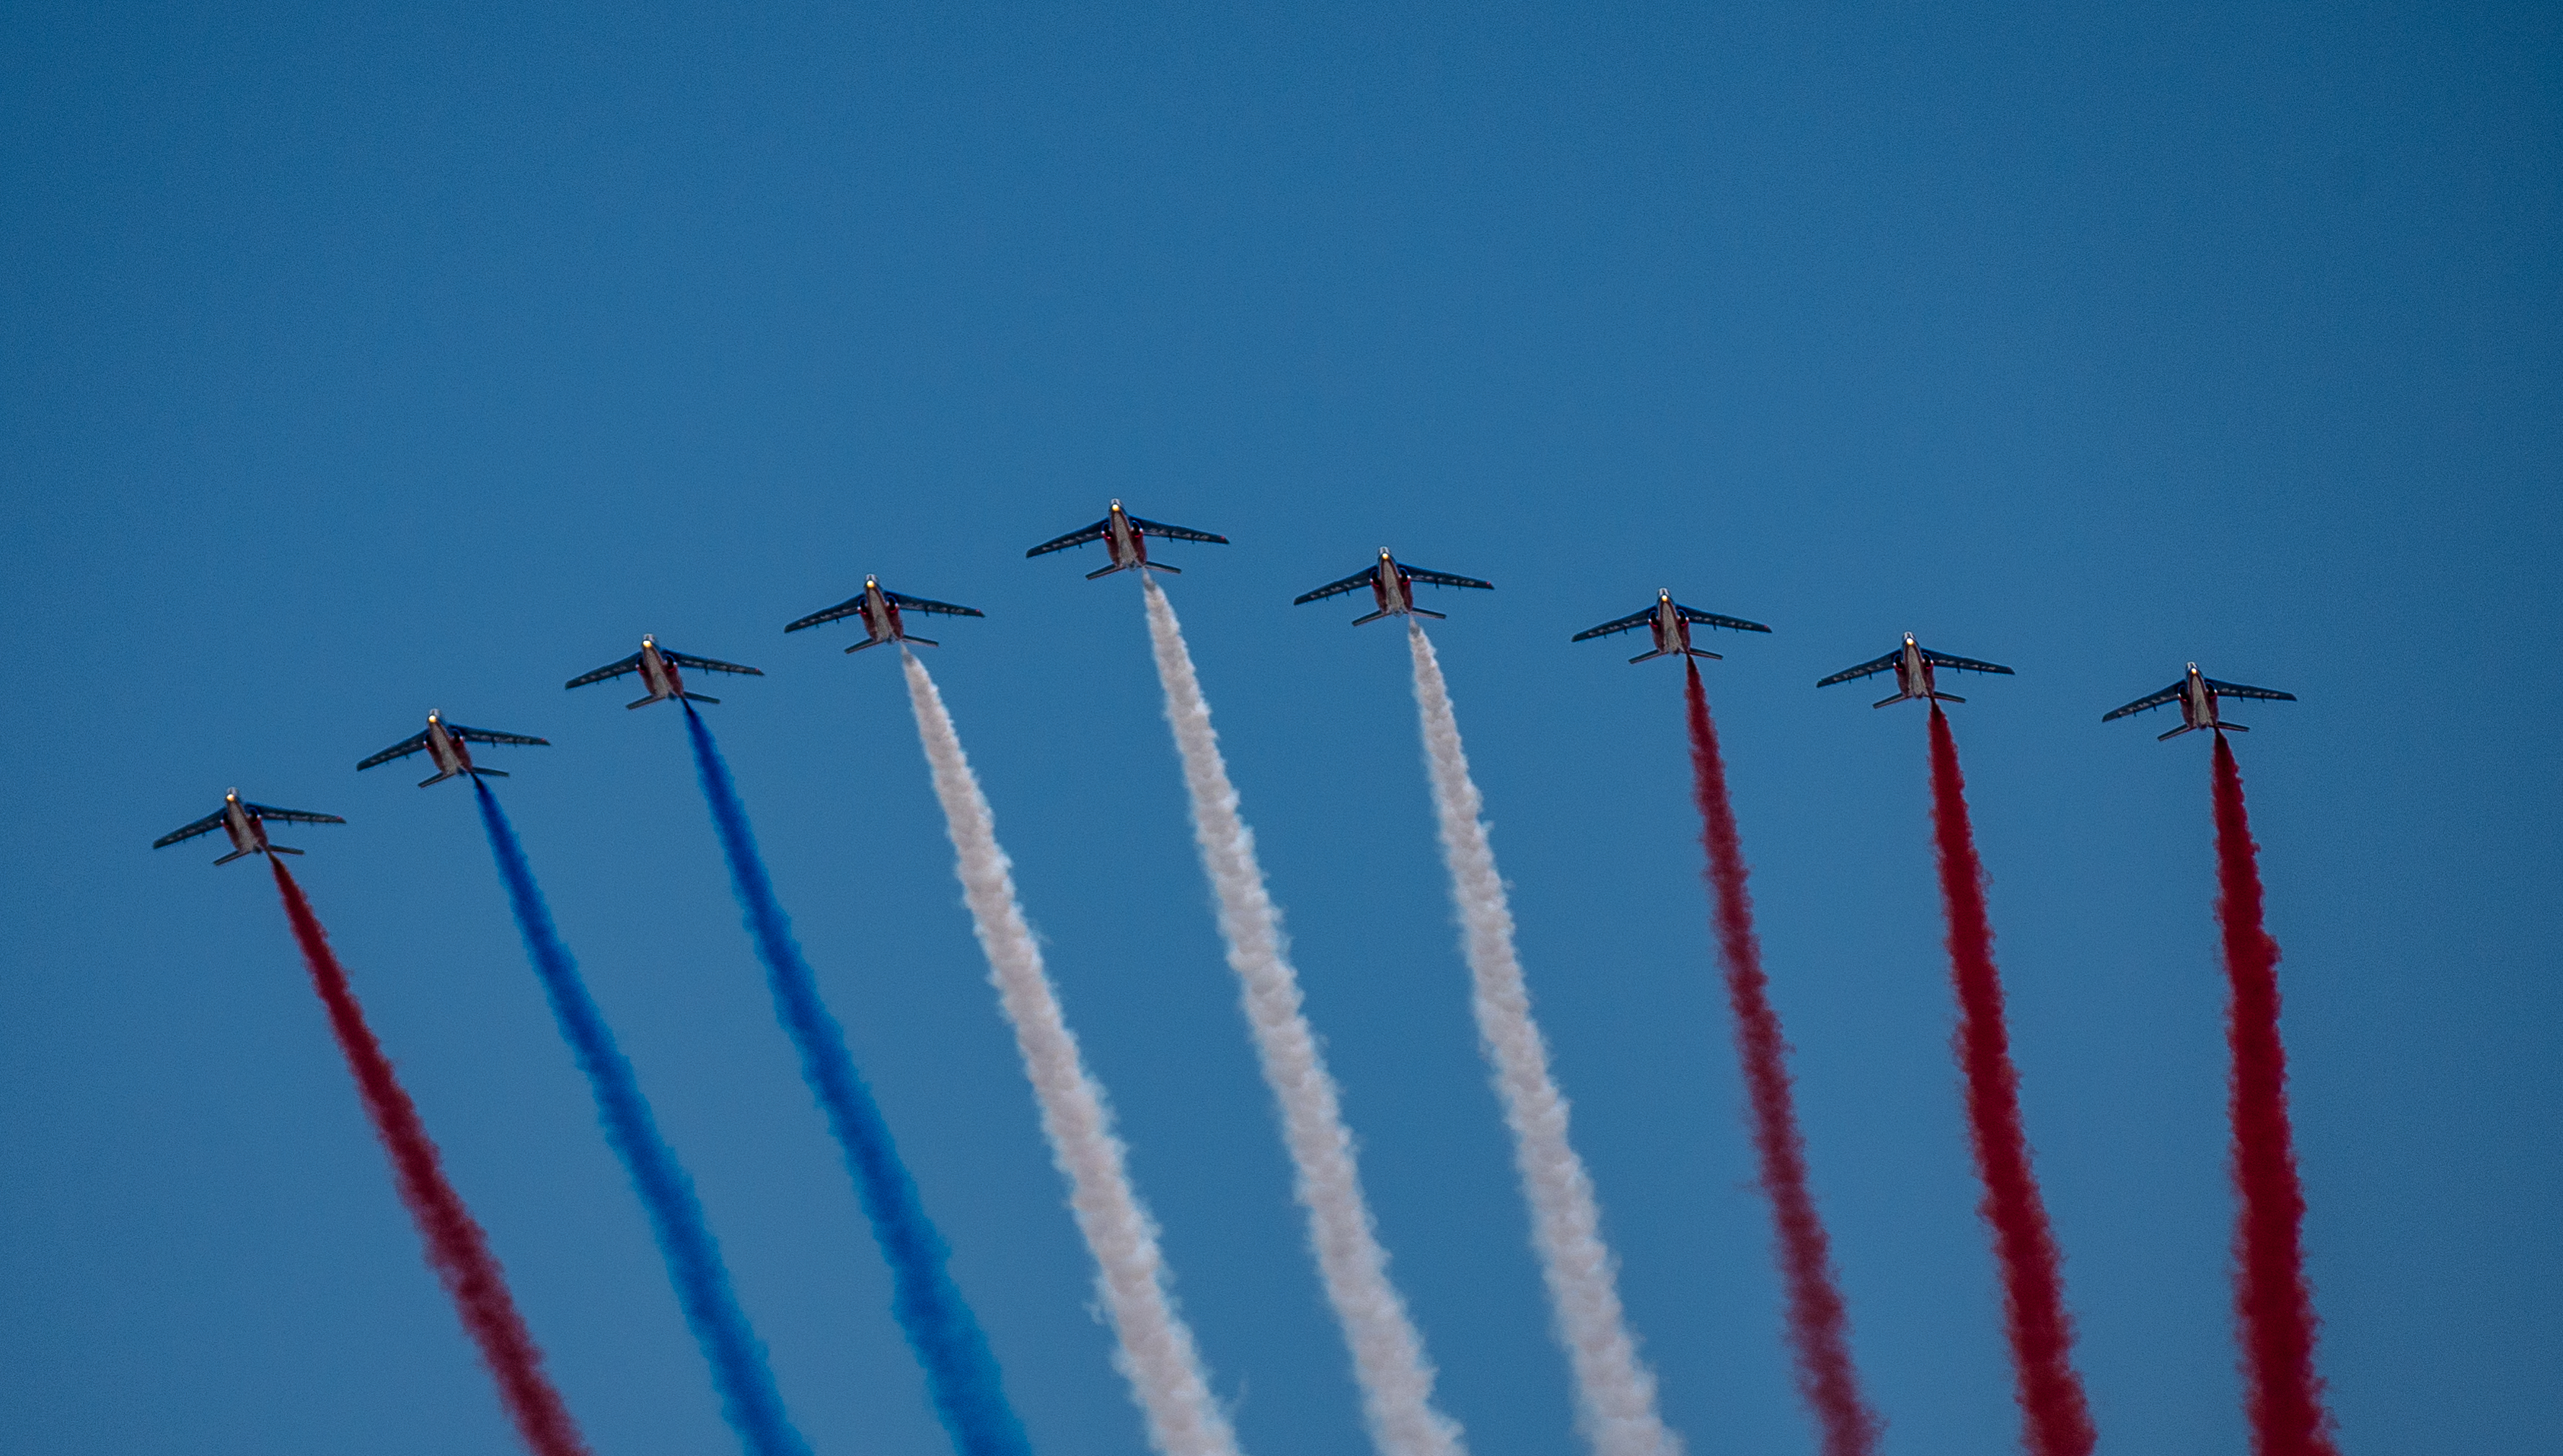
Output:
1351,609,1391,626
682,692,720,705
213,847,253,866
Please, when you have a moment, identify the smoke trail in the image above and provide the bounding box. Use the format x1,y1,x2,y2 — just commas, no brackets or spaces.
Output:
1682,663,1882,1456
267,859,593,1456
900,648,1242,1456
1142,578,1461,1456
679,707,1031,1456
2210,734,2339,1456
1922,707,2096,1456
471,781,813,1456
1407,622,1680,1456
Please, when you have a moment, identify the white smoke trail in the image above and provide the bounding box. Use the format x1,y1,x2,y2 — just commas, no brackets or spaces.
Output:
1140,578,1465,1456
901,650,1242,1456
1405,622,1681,1456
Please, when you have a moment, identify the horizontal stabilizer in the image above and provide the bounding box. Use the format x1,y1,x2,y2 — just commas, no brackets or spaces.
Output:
472,767,510,778
626,696,657,710
1410,606,1447,619
1872,693,1907,709
1628,648,1669,663
683,692,720,705
270,844,304,856
2217,721,2249,733
1144,561,1181,574
418,772,449,788
845,638,885,654
213,847,252,865
1350,609,1391,626
2157,723,2200,741
1932,692,1967,704
904,635,938,648
1085,562,1132,580
1685,648,1724,660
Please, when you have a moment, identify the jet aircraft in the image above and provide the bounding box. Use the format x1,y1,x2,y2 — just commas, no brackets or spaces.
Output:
784,575,984,652
153,790,345,865
1818,632,2013,707
1293,550,1494,625
358,710,550,786
2104,663,2296,741
1573,590,1771,663
1025,499,1229,578
565,635,763,708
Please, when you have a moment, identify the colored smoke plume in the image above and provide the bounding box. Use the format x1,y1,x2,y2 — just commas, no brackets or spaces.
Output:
2211,734,2339,1456
1923,707,2096,1456
472,781,813,1456
1408,622,1680,1456
265,858,592,1456
1142,578,1460,1456
681,707,1031,1456
901,648,1241,1456
1682,663,1882,1456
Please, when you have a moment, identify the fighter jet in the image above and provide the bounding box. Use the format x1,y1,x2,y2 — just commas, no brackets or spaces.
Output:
358,710,550,786
1573,590,1772,663
2104,663,2296,741
1294,550,1494,625
565,635,762,708
153,790,345,865
1025,499,1229,578
1818,632,2013,707
784,575,984,653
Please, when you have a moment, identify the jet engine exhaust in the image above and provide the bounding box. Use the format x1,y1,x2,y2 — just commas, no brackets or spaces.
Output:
1682,662,1882,1456
1143,577,1461,1456
901,647,1241,1456
2210,733,2339,1456
679,707,1030,1456
471,780,813,1456
1923,707,2097,1456
1408,621,1680,1456
265,857,593,1456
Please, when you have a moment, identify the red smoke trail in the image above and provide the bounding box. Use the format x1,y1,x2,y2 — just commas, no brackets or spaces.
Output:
268,860,591,1456
2211,733,2338,1456
1923,707,2096,1456
1685,663,1883,1456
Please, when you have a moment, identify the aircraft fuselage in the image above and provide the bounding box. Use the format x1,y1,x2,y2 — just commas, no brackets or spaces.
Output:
220,794,271,859
422,713,477,782
636,637,685,703
1651,594,1691,657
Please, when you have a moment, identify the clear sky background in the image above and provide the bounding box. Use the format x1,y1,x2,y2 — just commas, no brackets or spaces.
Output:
4,4,2557,1454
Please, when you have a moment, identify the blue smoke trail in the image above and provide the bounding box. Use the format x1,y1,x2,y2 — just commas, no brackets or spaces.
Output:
680,706,1031,1456
472,780,814,1456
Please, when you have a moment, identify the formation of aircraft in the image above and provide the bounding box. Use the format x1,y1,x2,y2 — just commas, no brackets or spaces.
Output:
565,635,763,709
153,790,345,865
358,711,551,787
155,506,2305,860
785,575,984,653
1818,633,2015,707
2104,664,2297,741
1027,500,1229,578
1573,591,1771,663
1294,549,1495,625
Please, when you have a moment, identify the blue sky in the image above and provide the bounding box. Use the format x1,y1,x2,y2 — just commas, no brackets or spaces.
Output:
3,3,2557,1453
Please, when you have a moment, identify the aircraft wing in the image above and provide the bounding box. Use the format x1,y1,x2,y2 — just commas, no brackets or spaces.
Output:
242,803,347,826
1677,605,1773,634
1025,518,1111,557
356,731,432,770
663,650,764,678
152,810,227,849
1292,565,1380,604
449,725,551,747
1921,648,2014,676
1404,564,1494,591
565,653,644,689
2204,678,2297,702
783,596,866,633
883,591,986,618
1124,516,1230,546
2101,682,2185,721
1571,607,1654,642
1815,650,1902,687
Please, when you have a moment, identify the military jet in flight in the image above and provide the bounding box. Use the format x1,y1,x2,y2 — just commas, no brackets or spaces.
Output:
565,635,762,708
1572,590,1771,663
153,790,345,865
1294,550,1493,625
1818,632,2013,707
784,575,984,653
2104,663,2296,740
1027,500,1229,578
358,710,550,786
